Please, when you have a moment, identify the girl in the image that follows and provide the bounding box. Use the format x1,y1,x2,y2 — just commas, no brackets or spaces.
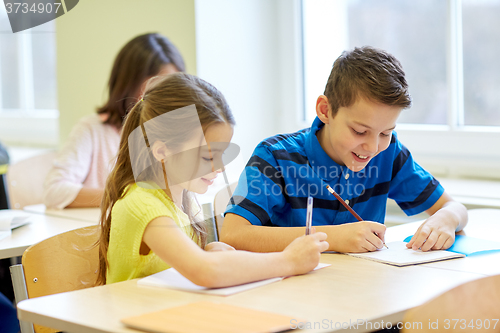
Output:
44,33,185,209
97,73,329,287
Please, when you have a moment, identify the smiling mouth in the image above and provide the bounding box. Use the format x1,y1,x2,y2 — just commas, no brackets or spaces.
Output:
353,152,369,160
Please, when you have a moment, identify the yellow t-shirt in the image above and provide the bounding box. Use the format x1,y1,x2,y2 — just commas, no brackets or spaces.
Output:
106,183,194,284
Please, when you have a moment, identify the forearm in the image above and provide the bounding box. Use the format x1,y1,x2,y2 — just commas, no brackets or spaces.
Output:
438,201,468,232
66,187,103,208
193,251,292,288
221,215,305,252
221,214,339,252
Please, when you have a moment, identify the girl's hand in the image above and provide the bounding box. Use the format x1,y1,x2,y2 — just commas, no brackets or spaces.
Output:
205,241,236,252
283,229,329,275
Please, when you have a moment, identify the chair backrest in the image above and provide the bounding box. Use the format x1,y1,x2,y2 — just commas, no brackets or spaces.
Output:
213,182,238,237
402,274,500,333
6,151,57,209
15,225,100,333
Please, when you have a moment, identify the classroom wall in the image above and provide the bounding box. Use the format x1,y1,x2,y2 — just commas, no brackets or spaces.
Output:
55,0,197,145
195,0,305,169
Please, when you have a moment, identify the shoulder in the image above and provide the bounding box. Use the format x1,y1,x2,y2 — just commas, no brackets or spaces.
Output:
258,127,309,151
118,184,167,209
250,128,309,163
72,114,118,135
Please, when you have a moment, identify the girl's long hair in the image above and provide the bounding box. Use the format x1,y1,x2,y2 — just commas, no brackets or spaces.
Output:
96,33,186,128
96,73,234,285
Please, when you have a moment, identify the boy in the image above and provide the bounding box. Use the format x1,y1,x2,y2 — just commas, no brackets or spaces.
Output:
221,46,467,253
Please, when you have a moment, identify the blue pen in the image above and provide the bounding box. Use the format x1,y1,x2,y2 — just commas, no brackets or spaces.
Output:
305,196,313,235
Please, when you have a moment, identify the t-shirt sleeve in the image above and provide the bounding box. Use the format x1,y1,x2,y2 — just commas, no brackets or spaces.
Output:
225,144,287,226
43,119,94,209
388,138,444,216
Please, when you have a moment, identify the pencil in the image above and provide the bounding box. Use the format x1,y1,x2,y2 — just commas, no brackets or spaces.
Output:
305,196,313,235
325,185,388,249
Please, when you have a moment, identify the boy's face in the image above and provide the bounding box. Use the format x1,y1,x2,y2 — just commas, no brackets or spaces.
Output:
316,95,402,172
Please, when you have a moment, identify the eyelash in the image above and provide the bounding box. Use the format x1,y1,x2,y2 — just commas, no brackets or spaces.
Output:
202,157,213,162
352,128,391,137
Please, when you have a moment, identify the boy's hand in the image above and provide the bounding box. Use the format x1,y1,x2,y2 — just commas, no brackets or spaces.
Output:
204,241,236,252
406,211,457,252
328,221,386,253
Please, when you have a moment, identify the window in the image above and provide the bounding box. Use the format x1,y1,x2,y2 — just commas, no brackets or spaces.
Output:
0,5,58,145
302,0,500,179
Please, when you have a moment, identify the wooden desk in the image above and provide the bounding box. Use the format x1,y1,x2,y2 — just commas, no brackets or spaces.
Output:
17,255,483,333
16,209,500,333
24,204,101,223
0,210,96,260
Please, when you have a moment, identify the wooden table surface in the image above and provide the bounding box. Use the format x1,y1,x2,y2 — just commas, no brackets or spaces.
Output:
16,209,500,333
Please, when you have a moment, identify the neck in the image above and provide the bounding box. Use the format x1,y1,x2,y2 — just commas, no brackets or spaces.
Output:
316,125,342,166
168,184,184,209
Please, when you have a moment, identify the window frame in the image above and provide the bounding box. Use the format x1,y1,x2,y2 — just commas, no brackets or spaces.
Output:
0,8,58,146
300,0,500,179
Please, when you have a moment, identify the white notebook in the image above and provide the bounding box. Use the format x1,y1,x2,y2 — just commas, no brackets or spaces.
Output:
346,241,465,267
138,263,330,296
0,210,32,231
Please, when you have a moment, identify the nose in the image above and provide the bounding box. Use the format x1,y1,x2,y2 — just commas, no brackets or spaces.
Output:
210,157,225,173
362,135,378,154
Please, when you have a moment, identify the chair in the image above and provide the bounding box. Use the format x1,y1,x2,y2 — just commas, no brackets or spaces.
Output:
10,225,99,333
213,182,238,239
402,274,500,333
6,151,57,209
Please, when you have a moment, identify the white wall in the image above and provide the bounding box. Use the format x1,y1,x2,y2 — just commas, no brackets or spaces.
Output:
195,0,305,171
56,0,197,145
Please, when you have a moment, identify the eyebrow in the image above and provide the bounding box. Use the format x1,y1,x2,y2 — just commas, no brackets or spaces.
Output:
353,121,396,131
201,146,223,153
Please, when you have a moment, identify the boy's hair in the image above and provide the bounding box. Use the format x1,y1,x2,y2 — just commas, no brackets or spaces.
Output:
96,73,234,285
97,33,186,128
324,46,412,117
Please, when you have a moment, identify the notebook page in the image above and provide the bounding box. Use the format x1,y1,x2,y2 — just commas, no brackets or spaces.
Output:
0,210,32,231
346,241,465,267
138,263,330,296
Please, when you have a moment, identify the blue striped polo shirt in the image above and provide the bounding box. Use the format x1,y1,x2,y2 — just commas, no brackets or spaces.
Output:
225,117,444,227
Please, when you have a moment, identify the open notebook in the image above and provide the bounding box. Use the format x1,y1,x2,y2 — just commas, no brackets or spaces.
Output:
121,301,300,333
138,263,330,296
346,241,465,267
0,210,32,240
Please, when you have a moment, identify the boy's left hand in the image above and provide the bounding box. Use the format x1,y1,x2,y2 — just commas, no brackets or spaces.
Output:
406,212,457,252
205,241,236,252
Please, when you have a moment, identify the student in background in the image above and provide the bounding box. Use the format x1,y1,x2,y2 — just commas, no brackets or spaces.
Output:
221,46,467,254
44,33,185,209
96,73,328,286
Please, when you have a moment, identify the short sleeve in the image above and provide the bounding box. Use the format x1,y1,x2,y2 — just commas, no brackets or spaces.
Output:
225,144,287,226
388,139,444,216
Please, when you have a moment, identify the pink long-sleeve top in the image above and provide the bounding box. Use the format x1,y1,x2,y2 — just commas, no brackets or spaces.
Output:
43,114,121,209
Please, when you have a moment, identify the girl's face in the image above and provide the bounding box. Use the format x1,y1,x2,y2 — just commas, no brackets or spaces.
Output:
165,123,234,194
137,64,179,99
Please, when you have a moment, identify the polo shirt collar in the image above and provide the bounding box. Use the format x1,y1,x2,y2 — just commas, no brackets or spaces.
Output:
305,117,346,181
305,117,368,181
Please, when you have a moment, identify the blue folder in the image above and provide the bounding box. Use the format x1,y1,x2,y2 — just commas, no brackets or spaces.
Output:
403,235,500,256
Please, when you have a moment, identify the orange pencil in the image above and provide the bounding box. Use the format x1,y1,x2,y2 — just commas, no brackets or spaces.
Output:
325,185,388,249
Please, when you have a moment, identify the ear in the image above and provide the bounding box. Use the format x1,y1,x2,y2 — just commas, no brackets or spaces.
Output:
151,141,169,162
316,95,332,124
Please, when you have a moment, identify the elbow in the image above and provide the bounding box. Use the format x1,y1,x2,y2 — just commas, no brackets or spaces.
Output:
219,224,235,246
186,258,224,288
